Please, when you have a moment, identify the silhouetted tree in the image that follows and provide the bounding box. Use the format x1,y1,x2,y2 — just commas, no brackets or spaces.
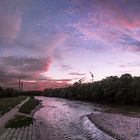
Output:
43,73,140,106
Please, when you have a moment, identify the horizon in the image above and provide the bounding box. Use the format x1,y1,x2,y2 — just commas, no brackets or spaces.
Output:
0,0,140,90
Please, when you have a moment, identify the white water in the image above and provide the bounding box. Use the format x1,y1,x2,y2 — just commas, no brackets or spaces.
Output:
34,97,115,140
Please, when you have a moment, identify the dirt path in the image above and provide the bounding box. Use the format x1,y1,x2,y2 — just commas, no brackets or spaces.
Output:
0,96,30,135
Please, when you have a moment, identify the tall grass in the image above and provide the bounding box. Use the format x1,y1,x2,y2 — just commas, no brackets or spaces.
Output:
19,97,39,114
5,115,33,128
0,96,27,116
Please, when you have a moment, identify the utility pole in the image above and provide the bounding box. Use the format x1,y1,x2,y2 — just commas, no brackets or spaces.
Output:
19,77,21,92
21,82,23,91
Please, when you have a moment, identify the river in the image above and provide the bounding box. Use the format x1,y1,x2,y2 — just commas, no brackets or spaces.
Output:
34,97,115,140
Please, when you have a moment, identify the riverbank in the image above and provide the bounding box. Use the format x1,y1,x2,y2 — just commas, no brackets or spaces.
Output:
0,97,30,135
0,96,27,116
31,97,43,116
88,112,140,140
0,97,42,139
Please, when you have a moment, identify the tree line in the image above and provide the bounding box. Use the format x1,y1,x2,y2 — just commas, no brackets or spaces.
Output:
44,74,140,105
0,73,140,106
0,87,42,98
0,87,18,98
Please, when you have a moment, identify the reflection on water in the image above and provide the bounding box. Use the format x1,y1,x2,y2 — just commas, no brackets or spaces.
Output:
34,97,115,140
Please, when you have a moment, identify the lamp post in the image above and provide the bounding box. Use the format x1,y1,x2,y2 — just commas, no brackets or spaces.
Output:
89,72,94,83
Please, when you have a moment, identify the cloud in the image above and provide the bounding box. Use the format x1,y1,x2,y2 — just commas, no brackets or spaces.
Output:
120,34,140,46
0,56,52,73
69,72,86,76
23,79,71,91
13,31,69,58
0,56,52,89
0,0,68,59
70,0,140,44
18,78,72,91
46,33,68,54
126,46,140,52
85,0,140,29
49,78,72,83
119,62,140,68
0,11,22,44
69,0,140,45
60,64,73,71
0,56,73,90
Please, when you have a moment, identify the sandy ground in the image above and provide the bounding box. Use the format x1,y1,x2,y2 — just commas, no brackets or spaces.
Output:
88,112,140,140
0,97,30,135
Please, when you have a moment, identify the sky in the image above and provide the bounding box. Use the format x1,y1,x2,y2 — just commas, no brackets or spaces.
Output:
0,0,140,90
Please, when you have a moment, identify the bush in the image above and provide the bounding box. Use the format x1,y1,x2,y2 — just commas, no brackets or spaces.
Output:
19,97,39,114
5,115,33,128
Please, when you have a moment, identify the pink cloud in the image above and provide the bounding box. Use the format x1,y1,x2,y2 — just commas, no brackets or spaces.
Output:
125,46,140,52
16,32,68,58
46,33,69,55
0,56,53,89
23,78,72,91
73,23,94,40
97,1,140,30
60,64,73,71
69,72,85,76
0,10,22,42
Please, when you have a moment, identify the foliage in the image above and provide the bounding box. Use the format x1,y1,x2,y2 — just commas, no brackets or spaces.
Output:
44,74,140,106
0,87,42,98
19,90,43,96
0,88,18,98
19,97,39,114
5,115,33,128
0,96,26,115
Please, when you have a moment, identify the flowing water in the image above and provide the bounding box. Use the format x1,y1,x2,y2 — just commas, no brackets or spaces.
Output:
34,97,115,140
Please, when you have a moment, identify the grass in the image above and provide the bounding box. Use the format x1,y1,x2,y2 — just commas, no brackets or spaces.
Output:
0,96,27,116
5,115,33,128
102,104,140,117
19,97,39,114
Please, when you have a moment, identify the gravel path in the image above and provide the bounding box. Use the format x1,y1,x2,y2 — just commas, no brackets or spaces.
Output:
88,112,140,140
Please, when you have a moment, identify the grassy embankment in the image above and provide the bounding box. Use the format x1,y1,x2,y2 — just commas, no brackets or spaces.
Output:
100,104,140,117
6,97,40,128
0,96,27,116
5,115,33,128
19,97,40,114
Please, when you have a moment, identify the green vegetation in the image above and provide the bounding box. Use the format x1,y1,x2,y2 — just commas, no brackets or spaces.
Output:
0,96,27,115
103,105,140,116
5,115,33,128
0,87,18,98
44,74,140,106
19,97,39,114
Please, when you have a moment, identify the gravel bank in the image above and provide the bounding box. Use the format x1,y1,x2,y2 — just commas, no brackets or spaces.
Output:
88,112,140,140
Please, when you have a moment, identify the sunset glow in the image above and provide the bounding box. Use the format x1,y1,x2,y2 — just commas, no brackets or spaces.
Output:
0,0,140,90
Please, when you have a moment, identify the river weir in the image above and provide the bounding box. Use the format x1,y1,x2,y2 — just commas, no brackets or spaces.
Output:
34,97,115,140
